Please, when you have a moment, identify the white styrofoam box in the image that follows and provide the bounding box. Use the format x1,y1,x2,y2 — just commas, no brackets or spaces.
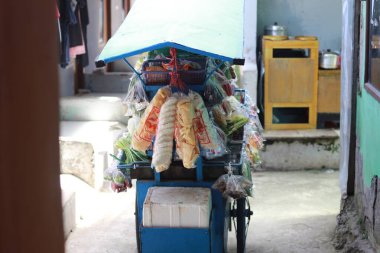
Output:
143,187,212,228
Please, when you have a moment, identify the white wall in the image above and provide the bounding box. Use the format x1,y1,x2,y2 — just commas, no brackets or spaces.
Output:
59,65,74,97
84,0,103,74
257,0,342,51
242,0,258,103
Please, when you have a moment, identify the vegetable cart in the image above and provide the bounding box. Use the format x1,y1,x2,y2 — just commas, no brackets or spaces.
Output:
95,0,260,252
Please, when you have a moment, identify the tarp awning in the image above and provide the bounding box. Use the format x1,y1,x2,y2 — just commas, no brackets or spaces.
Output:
95,0,245,67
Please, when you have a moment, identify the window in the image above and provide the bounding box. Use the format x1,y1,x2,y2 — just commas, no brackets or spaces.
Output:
366,0,380,99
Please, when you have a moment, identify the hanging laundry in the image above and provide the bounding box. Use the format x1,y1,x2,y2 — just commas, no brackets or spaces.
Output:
58,0,89,68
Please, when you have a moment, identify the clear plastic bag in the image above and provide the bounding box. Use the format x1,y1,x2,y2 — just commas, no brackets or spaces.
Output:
204,76,227,106
123,74,149,116
189,91,221,150
212,173,253,199
201,126,229,160
211,105,228,131
222,96,249,137
223,174,252,199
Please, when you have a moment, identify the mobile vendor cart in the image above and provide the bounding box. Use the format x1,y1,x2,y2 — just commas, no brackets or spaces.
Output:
95,0,257,252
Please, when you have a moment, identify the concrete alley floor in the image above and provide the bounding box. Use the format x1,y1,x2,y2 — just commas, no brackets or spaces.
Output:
65,170,340,253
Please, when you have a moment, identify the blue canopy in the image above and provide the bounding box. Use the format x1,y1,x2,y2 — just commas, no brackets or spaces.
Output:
95,0,245,67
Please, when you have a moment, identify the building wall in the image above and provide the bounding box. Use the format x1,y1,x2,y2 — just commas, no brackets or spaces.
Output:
355,85,380,248
257,0,342,50
356,88,380,186
84,0,103,74
354,1,380,248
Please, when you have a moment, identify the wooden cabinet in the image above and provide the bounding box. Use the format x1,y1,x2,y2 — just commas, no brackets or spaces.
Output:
263,38,319,130
317,70,341,114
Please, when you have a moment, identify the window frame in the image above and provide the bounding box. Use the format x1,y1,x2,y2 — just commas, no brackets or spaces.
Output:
365,0,380,101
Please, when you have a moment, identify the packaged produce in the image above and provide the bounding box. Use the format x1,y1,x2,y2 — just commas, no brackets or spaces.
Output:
214,70,233,96
104,149,132,193
212,173,253,199
242,161,254,197
201,126,229,160
115,134,149,164
123,74,149,116
222,96,249,136
189,91,219,150
224,174,253,199
175,95,199,169
204,75,227,106
132,86,171,152
211,105,228,131
152,96,178,172
127,115,141,134
110,169,132,193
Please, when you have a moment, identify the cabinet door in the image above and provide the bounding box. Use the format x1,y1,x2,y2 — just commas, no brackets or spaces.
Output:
268,58,316,103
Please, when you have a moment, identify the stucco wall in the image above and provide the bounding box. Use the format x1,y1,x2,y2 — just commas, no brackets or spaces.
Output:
257,0,342,50
357,86,380,186
354,1,380,248
84,0,103,74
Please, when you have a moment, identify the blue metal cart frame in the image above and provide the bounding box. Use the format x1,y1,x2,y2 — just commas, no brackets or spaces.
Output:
116,68,252,252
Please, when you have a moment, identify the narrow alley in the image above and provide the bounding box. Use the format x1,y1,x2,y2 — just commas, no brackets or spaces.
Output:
65,170,340,253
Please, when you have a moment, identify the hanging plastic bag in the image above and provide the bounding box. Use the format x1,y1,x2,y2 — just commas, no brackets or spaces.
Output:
242,160,254,197
222,96,249,136
212,173,253,199
175,95,199,169
214,70,234,96
189,91,220,150
127,115,141,135
132,86,171,152
152,96,178,172
123,74,149,116
213,163,253,199
104,149,124,181
201,126,229,160
223,174,253,199
110,170,132,193
204,75,227,106
211,105,228,131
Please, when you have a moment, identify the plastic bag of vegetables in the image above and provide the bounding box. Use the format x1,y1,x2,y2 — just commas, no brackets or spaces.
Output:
104,149,133,193
222,96,249,136
201,126,229,160
123,74,149,116
204,75,227,106
212,173,253,199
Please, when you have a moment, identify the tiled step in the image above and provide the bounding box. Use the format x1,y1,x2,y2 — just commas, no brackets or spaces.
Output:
84,72,132,93
260,129,340,170
60,93,128,125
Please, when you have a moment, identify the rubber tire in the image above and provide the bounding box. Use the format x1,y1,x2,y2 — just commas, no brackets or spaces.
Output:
236,198,246,253
135,194,141,253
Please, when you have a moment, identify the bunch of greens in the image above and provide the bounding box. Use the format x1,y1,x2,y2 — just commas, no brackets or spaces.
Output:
112,134,148,164
226,115,249,136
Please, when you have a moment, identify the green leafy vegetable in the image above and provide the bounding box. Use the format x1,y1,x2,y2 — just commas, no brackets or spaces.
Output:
115,134,148,164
